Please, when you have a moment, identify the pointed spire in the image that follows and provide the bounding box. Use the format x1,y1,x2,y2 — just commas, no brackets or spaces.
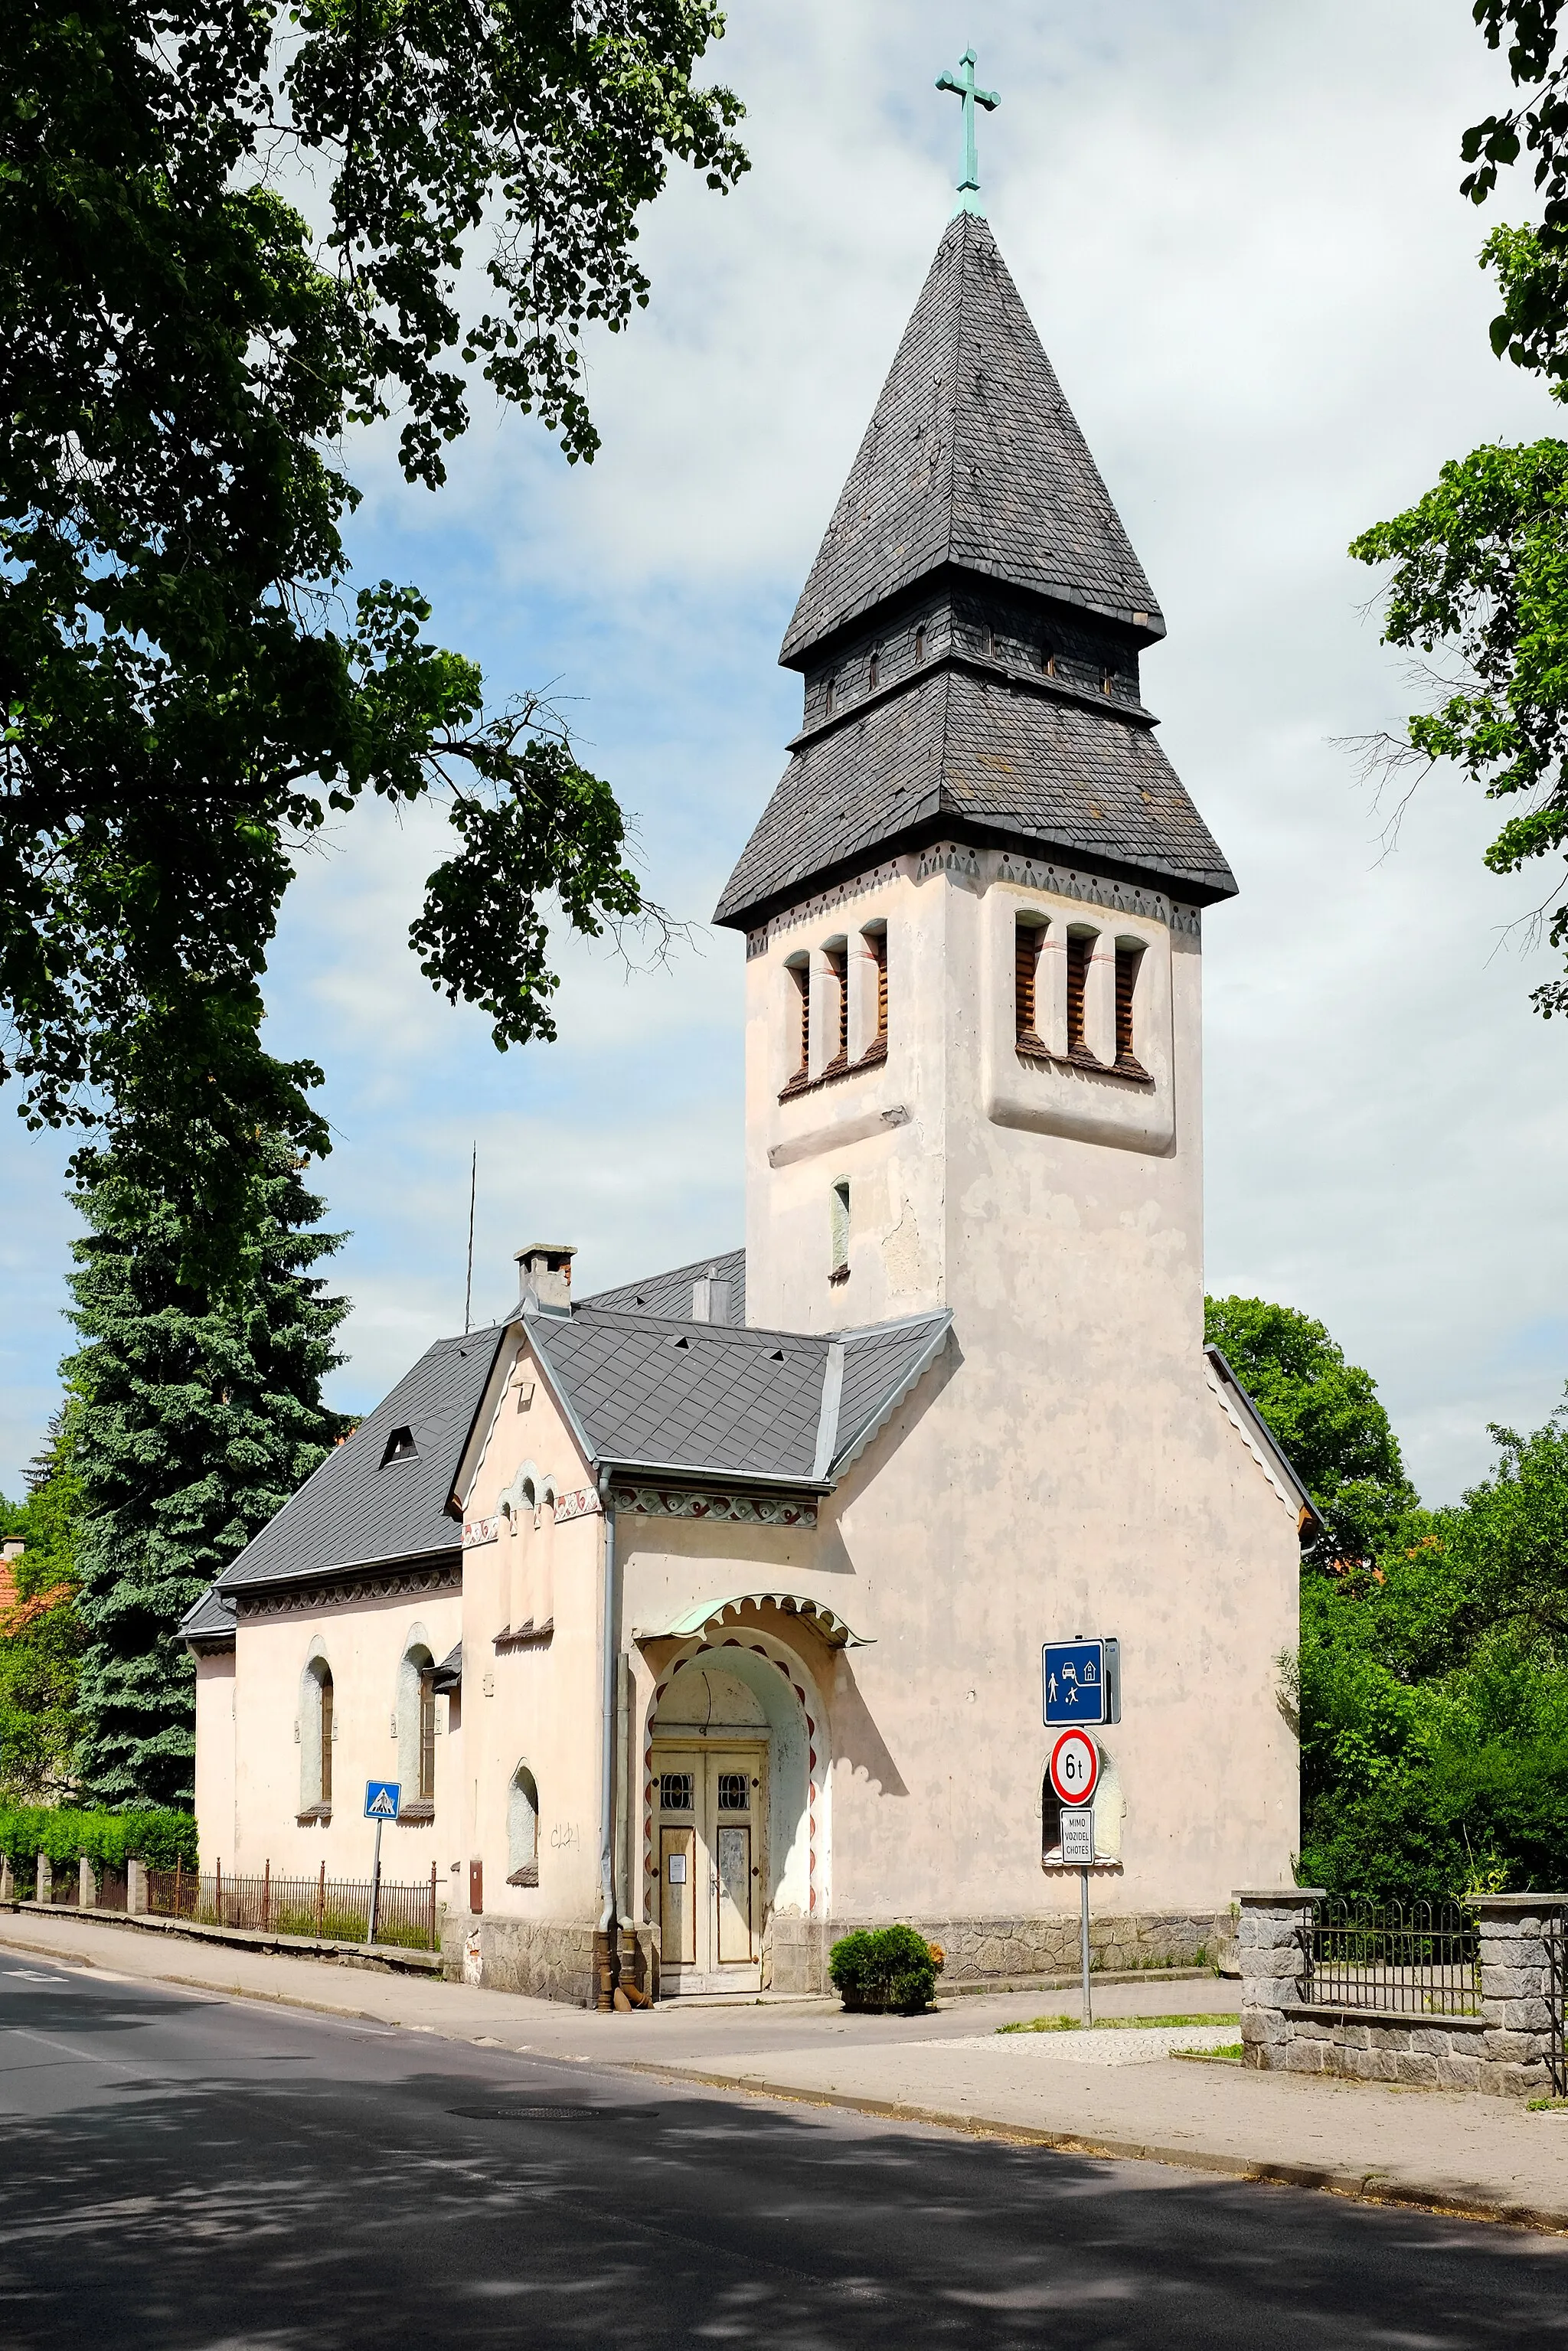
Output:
780,211,1162,669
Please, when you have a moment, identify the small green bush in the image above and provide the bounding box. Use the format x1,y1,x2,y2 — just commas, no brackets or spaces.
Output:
0,1802,197,1874
828,1925,943,2014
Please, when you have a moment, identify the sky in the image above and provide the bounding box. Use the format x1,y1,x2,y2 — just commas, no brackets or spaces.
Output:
2,0,1563,1507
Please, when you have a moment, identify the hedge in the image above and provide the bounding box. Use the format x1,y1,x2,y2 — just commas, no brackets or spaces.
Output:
0,1804,198,1873
828,1925,944,2014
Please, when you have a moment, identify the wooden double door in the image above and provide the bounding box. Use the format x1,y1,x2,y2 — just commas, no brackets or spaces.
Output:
654,1742,766,1993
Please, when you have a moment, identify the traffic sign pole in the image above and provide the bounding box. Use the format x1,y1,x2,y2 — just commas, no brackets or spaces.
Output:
368,1817,383,1947
1080,1864,1092,2027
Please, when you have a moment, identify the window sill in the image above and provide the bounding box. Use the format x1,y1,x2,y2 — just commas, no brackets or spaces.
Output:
397,1800,435,1824
1016,1033,1153,1087
506,1864,540,1888
779,1036,888,1105
296,1805,332,1826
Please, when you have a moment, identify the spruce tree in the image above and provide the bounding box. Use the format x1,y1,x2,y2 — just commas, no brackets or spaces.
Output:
67,1139,348,1807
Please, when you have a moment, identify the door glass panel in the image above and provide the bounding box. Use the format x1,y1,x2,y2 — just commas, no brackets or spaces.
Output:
716,1824,753,1963
659,1772,694,1813
717,1772,748,1812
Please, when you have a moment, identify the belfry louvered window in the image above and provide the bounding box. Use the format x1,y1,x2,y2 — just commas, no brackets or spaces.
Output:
867,927,888,1053
825,947,848,1068
1067,933,1094,1060
788,960,809,1079
1115,944,1146,1074
1015,919,1043,1043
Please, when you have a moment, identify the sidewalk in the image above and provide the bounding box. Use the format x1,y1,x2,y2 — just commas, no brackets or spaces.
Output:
7,1905,1568,2231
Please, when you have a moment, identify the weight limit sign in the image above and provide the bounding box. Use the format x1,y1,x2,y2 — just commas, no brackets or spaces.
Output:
1048,1729,1099,1809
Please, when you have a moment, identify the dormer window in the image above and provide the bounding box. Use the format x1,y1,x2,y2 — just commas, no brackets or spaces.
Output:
380,1425,418,1468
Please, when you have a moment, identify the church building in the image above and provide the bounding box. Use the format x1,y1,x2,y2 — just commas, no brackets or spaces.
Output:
185,162,1316,2003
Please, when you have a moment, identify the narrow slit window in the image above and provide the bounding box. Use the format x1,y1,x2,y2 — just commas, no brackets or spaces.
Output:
830,1180,850,1280
985,622,997,658
1042,644,1057,678
1014,920,1042,1043
1100,664,1113,697
318,1670,333,1806
1067,933,1094,1060
825,673,835,716
868,645,880,691
1115,944,1145,1072
914,624,926,661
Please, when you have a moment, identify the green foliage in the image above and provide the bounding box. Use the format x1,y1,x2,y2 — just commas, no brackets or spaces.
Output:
67,1134,348,1808
1204,1295,1419,1561
0,1802,196,1873
1351,4,1568,1021
1298,1396,1568,1898
0,1403,85,1798
828,1925,944,2015
1,0,745,1244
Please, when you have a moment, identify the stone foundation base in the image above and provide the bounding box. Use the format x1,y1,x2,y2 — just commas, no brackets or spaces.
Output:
766,1910,1230,1997
441,1916,661,2007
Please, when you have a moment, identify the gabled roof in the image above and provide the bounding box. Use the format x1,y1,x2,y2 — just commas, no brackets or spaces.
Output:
714,661,1235,929
528,1305,951,1488
577,1246,746,1327
214,1328,505,1592
1204,1344,1327,1545
781,208,1162,668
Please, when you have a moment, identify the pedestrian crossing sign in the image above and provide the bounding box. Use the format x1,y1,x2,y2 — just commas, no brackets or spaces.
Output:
364,1780,401,1820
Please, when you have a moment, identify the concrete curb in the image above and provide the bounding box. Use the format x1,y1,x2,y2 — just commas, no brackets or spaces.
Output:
609,2059,1568,2235
0,1900,440,1974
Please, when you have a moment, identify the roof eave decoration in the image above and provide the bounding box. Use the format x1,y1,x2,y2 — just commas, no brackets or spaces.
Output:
636,1592,872,1649
831,1311,953,1478
1204,1344,1327,1545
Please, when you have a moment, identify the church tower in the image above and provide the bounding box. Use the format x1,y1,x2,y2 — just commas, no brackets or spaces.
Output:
715,204,1235,1374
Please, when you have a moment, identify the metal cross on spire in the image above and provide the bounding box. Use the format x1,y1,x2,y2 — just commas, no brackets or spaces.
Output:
936,47,999,217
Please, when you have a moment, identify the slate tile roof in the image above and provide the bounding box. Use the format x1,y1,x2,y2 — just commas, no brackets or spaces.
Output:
781,209,1163,666
577,1246,746,1327
197,1253,949,1612
215,1328,505,1592
714,661,1236,928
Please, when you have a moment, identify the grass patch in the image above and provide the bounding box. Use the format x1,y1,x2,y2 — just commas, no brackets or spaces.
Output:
1527,2095,1568,2112
997,2012,1240,2035
1174,2043,1245,2064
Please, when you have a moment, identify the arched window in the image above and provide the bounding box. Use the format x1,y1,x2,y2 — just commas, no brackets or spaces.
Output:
1014,916,1045,1045
1066,929,1097,1063
299,1656,333,1818
508,1765,540,1886
862,922,888,1060
1114,942,1148,1076
786,955,810,1084
829,1178,851,1283
396,1637,437,1815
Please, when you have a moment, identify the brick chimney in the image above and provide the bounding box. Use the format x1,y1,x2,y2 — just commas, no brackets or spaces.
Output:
515,1243,576,1318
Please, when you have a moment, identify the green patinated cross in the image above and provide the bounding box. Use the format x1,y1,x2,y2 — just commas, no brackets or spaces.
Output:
936,47,999,216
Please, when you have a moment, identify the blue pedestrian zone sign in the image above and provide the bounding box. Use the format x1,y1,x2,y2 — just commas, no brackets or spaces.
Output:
1044,1641,1107,1726
364,1780,401,1820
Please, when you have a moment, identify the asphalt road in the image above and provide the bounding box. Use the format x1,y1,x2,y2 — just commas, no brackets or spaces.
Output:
3,1957,1567,2349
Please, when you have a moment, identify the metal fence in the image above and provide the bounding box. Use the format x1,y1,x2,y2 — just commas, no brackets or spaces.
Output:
147,1859,441,1952
1297,1896,1480,2016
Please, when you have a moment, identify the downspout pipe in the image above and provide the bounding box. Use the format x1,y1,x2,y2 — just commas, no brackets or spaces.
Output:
596,1463,617,1932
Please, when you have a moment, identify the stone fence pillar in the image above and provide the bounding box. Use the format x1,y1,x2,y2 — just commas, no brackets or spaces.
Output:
1235,1887,1321,2070
126,1858,149,1915
36,1853,51,1904
0,1853,13,1902
78,1855,97,1909
1472,1894,1568,2098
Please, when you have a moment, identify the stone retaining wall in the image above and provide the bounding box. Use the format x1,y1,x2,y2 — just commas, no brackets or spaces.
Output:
1237,1889,1564,2098
766,1909,1233,1997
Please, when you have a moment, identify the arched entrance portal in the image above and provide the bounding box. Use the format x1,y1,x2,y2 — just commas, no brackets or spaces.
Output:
649,1649,812,1995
